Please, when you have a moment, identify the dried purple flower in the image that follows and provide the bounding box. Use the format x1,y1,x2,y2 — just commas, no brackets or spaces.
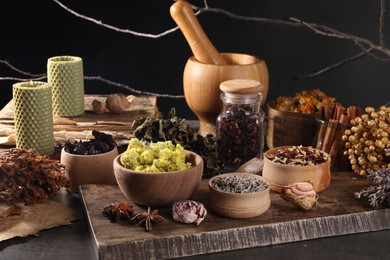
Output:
354,168,390,207
172,200,207,225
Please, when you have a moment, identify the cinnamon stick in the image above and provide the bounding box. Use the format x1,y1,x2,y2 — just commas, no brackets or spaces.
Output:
325,102,336,120
316,103,335,149
347,106,356,120
315,120,327,149
329,114,350,168
333,104,346,121
318,105,325,120
322,119,338,154
356,106,362,117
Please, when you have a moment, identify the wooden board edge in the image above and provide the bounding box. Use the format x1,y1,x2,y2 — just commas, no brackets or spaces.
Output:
86,205,390,259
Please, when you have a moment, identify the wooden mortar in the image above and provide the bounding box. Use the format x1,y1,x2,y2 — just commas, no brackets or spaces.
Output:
171,0,269,136
183,53,269,136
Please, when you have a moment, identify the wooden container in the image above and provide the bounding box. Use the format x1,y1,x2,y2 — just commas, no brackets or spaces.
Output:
266,101,318,149
170,1,269,136
113,150,204,207
184,53,269,136
262,146,331,193
208,173,271,219
61,147,118,193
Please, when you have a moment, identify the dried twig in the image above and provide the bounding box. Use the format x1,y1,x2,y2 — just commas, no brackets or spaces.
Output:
273,50,370,89
0,60,183,98
51,0,390,58
380,0,386,47
196,4,390,57
51,0,180,38
0,60,46,77
288,17,390,61
1,0,389,97
84,76,184,98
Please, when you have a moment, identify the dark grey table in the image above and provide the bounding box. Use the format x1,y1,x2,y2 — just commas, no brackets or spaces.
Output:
1,188,390,260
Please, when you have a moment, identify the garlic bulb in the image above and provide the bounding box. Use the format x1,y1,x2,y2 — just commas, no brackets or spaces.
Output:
106,93,130,114
281,181,318,210
172,200,207,225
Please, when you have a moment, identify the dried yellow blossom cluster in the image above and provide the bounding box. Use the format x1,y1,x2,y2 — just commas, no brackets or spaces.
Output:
120,138,192,172
342,106,390,175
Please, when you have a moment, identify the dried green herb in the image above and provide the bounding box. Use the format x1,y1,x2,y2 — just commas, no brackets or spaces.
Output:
131,108,222,176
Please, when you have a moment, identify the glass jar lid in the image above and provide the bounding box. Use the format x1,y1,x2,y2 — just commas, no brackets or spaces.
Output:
219,79,262,94
220,79,263,104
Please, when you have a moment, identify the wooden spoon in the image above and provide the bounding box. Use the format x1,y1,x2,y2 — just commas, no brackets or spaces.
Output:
170,0,227,65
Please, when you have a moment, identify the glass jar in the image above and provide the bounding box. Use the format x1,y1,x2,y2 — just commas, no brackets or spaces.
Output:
216,79,265,172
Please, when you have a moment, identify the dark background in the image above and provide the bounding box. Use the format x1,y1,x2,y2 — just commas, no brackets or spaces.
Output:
1,0,389,120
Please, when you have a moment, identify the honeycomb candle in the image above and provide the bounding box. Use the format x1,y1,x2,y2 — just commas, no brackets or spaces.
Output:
12,81,54,155
47,55,85,117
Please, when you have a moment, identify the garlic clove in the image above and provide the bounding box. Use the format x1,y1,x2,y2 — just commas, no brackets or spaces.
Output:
106,93,130,114
92,99,107,114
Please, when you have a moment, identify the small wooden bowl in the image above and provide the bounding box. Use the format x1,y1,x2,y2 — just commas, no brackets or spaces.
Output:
113,150,204,207
61,147,118,193
262,146,331,193
208,173,271,219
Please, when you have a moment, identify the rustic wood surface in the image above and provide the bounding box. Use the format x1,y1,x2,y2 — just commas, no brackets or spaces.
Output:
0,95,157,121
79,172,390,259
0,95,157,145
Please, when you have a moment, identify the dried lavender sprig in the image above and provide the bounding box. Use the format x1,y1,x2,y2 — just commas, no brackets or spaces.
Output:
212,175,268,193
354,168,390,207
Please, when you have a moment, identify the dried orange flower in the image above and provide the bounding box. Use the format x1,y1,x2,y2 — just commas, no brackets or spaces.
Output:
276,88,336,114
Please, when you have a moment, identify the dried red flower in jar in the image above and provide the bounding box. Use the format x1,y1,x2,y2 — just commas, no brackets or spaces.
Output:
216,79,265,172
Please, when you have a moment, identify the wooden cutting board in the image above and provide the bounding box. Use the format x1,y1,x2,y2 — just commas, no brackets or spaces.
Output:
79,172,390,259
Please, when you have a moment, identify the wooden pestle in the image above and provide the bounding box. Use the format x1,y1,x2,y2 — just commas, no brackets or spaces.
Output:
170,0,227,65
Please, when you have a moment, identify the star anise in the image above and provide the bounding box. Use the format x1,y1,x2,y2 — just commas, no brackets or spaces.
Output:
131,207,165,231
102,202,134,221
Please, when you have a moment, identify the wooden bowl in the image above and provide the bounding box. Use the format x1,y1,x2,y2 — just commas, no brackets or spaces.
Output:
60,147,118,193
266,101,318,149
262,146,331,193
113,150,204,207
208,173,271,219
183,53,269,136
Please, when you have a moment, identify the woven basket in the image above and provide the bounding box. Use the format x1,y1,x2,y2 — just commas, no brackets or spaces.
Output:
266,101,318,149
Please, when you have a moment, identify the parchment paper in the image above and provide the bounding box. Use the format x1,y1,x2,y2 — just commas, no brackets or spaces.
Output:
0,200,82,241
